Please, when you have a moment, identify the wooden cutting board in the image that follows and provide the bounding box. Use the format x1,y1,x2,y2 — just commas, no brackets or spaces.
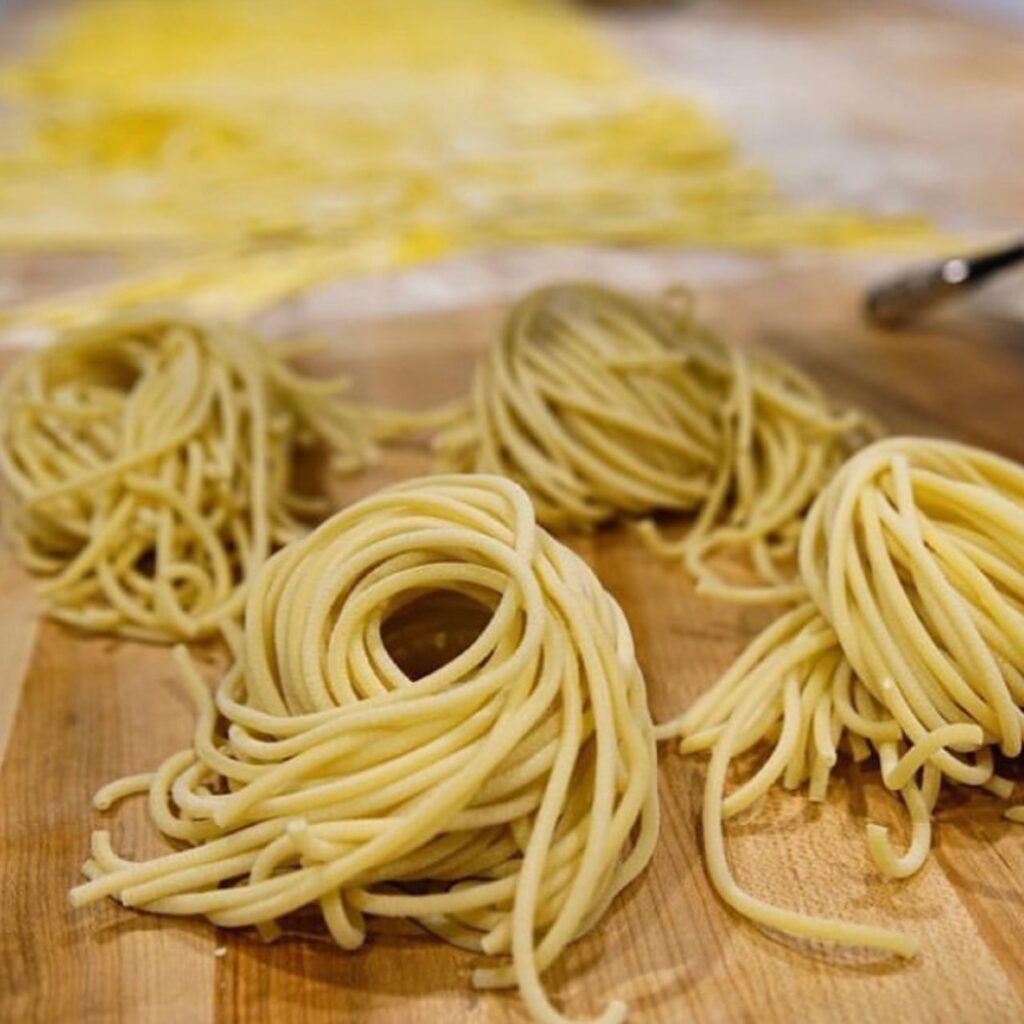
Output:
2,266,1024,1024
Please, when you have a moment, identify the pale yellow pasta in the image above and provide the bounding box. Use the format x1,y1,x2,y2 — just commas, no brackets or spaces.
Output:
0,311,394,642
659,436,1024,957
71,474,659,1024
0,0,938,330
435,282,871,604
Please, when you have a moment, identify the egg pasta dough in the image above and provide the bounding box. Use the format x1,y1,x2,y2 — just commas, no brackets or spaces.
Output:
0,0,937,328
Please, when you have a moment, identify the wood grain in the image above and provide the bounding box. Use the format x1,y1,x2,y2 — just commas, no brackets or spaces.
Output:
2,262,1024,1023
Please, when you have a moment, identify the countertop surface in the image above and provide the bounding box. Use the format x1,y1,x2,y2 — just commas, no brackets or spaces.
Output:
3,269,1024,1022
2,2,1024,1022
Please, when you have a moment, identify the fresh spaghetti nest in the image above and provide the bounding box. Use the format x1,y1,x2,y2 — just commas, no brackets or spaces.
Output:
71,474,659,1024
659,436,1024,957
435,282,872,604
0,311,381,642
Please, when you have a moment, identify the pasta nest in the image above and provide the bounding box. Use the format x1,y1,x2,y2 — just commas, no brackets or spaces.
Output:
72,474,659,1024
0,312,375,641
435,282,871,603
661,436,1024,958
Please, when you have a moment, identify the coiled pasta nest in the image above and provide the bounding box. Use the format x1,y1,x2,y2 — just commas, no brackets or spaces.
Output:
72,474,659,1024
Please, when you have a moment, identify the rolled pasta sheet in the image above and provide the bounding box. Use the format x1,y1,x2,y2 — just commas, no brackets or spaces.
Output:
72,474,659,1024
435,282,871,604
660,436,1024,958
0,311,385,642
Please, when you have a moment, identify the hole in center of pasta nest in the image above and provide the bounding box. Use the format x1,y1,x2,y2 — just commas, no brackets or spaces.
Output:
381,589,494,681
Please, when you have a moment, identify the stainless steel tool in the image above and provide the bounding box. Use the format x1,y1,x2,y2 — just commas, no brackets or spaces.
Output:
864,238,1024,329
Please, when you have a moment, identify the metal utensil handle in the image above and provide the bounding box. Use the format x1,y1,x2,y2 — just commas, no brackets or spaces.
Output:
865,240,1024,330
